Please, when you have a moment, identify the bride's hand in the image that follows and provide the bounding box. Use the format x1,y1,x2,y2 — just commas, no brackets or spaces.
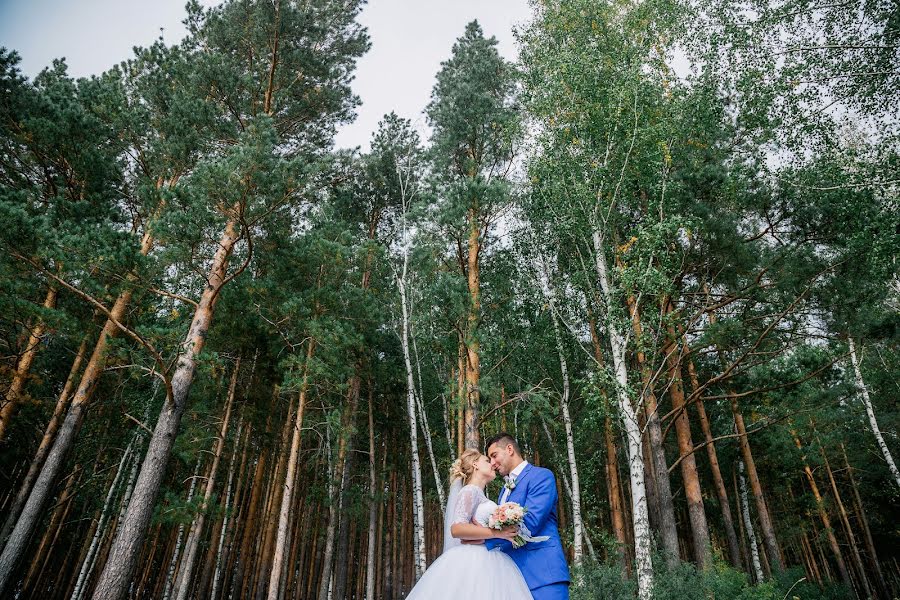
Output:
495,525,519,542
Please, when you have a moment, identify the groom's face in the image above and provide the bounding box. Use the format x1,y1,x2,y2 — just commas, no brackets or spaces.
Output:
487,443,515,476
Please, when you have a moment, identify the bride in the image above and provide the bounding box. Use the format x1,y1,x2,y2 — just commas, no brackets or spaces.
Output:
406,449,533,599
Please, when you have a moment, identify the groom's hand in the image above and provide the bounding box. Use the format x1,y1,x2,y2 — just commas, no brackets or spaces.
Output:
461,539,485,545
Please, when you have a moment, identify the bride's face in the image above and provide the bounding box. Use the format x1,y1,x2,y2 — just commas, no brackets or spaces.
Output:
474,454,496,482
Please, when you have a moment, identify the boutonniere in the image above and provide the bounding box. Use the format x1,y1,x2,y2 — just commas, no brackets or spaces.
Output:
504,479,517,491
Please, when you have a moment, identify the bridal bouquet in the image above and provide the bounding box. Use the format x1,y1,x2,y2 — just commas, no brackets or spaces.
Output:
482,502,549,549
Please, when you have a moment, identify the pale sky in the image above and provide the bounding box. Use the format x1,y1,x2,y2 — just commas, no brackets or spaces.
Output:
0,0,533,151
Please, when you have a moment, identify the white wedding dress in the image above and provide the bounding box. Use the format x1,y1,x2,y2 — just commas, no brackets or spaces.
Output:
405,483,532,600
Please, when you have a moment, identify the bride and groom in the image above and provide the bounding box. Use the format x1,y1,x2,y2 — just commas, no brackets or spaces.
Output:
406,433,570,600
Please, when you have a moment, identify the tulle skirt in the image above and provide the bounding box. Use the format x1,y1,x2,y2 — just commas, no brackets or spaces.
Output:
405,544,533,600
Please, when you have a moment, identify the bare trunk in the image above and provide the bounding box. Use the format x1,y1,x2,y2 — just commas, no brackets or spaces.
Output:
0,282,58,441
662,302,711,569
366,385,378,600
72,440,135,600
625,291,679,565
843,444,889,598
163,458,202,600
848,337,900,490
173,358,239,600
738,460,764,583
398,263,427,580
793,431,855,596
211,418,245,600
821,443,872,599
0,220,158,594
268,342,315,600
547,303,583,565
685,347,742,569
731,396,783,572
91,216,240,600
592,230,653,600
464,207,481,450
0,334,89,545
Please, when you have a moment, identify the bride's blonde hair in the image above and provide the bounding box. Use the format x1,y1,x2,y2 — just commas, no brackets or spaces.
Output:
449,449,481,484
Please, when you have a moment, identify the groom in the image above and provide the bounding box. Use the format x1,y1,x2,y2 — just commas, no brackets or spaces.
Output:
483,433,570,600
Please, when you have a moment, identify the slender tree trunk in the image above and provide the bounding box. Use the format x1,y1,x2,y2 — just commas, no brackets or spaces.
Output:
211,418,245,600
0,218,158,594
684,347,742,569
173,357,239,600
731,396,783,572
820,442,872,599
91,215,241,600
366,384,378,600
625,292,679,566
848,337,900,490
591,230,653,599
0,282,58,441
268,342,315,600
464,208,481,450
72,440,135,600
398,265,427,580
163,457,202,600
661,300,711,569
317,400,357,600
792,431,855,596
0,334,89,545
843,443,889,598
538,267,583,566
738,460,764,583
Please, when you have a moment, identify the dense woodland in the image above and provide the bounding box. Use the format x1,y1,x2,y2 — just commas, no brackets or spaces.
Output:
0,0,898,599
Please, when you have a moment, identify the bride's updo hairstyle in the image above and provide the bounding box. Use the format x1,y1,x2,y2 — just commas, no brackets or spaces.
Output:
449,449,481,484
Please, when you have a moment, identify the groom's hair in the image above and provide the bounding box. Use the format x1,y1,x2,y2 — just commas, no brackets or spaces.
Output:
485,432,521,456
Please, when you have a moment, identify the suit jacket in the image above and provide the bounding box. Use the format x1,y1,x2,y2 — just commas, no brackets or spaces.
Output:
485,464,570,590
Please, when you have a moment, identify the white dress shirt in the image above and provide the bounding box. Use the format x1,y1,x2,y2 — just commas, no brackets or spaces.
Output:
499,460,529,504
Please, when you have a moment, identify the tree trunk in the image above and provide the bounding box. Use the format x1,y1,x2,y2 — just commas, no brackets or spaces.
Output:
163,457,202,600
463,207,481,451
848,336,900,490
625,292,679,566
684,346,742,569
843,443,889,598
591,230,653,600
267,342,315,600
661,300,711,569
731,396,783,572
820,441,872,599
738,460,764,583
539,268,583,566
90,215,241,600
72,440,135,600
366,384,378,600
398,264,427,580
173,357,239,600
211,418,245,600
0,282,58,441
792,431,855,596
0,333,89,546
0,220,158,594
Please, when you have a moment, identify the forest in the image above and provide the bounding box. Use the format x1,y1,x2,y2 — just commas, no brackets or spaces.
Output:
0,0,897,599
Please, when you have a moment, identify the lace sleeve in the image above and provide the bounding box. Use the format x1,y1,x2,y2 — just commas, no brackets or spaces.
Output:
451,486,479,525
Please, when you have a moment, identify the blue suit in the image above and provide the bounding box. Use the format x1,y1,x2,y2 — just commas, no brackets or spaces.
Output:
485,464,570,600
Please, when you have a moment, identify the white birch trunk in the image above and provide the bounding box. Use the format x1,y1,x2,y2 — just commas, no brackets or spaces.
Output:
739,459,764,583
848,337,900,490
71,440,134,600
398,271,427,579
592,230,653,599
411,332,446,510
